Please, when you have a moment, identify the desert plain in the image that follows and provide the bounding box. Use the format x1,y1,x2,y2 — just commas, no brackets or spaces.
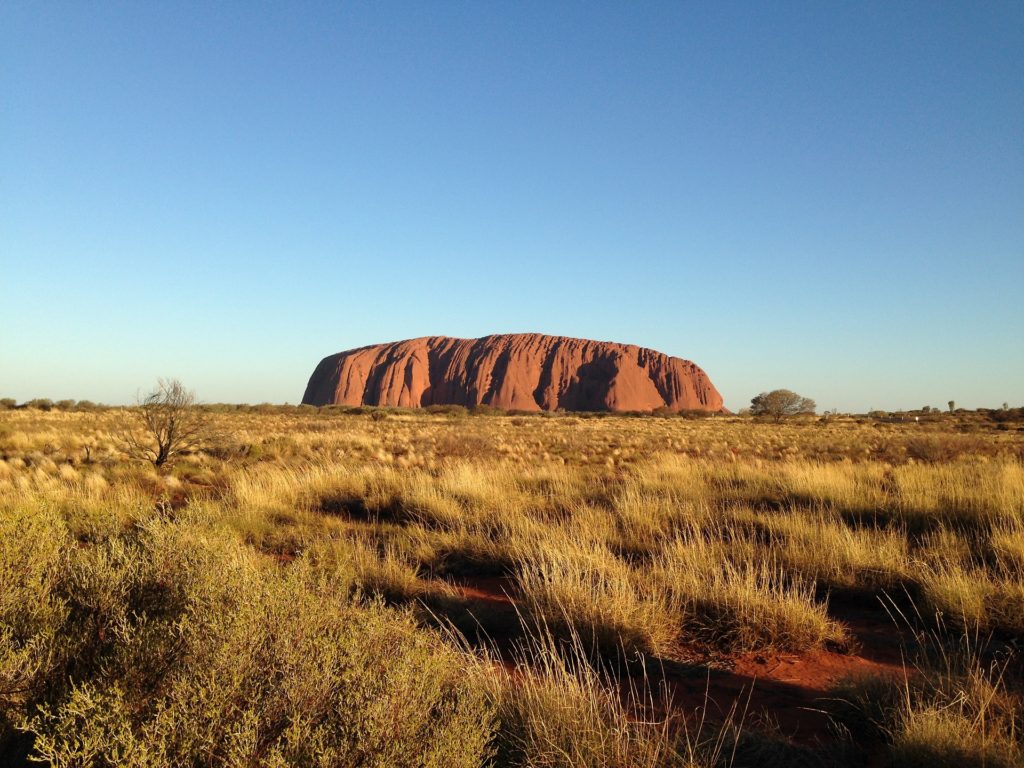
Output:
1,403,1022,767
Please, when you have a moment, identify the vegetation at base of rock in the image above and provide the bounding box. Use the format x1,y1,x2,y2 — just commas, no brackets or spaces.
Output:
749,389,817,422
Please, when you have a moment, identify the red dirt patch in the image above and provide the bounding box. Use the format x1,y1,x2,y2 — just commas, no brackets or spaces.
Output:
450,575,517,606
663,645,905,742
447,575,910,745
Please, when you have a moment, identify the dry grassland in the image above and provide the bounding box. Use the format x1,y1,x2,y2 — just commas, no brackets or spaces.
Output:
1,407,1021,767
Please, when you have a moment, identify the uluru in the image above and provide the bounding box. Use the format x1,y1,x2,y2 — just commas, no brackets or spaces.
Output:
302,334,725,413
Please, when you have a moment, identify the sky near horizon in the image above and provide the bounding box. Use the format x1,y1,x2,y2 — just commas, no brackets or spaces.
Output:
2,2,1022,412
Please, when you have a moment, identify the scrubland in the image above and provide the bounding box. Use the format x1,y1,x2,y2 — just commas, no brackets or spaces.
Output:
1,406,1022,767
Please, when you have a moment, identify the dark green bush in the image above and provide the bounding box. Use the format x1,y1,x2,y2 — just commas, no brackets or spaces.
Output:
425,404,469,417
470,404,506,416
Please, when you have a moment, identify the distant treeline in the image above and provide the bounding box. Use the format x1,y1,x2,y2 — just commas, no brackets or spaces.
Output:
2,397,1021,422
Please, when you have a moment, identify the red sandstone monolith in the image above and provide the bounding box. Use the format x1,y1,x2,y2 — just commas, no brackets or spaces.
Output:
302,334,724,412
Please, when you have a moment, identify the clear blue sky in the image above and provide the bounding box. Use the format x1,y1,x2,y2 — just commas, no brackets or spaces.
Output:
2,2,1021,411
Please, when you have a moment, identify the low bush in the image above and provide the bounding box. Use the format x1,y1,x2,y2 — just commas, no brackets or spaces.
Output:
1,513,495,767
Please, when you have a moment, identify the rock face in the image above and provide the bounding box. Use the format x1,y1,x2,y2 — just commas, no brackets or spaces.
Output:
302,334,724,413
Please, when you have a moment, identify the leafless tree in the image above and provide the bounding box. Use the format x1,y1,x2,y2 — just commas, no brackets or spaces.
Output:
749,389,816,422
122,379,214,467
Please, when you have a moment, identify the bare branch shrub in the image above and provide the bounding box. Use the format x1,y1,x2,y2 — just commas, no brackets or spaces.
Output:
122,379,215,468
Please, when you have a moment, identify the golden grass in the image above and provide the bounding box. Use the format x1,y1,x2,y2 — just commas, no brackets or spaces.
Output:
481,623,729,768
1,407,1021,765
835,626,1022,768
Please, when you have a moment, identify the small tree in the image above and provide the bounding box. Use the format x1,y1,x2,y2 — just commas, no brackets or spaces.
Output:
948,400,955,413
750,389,816,422
123,379,214,468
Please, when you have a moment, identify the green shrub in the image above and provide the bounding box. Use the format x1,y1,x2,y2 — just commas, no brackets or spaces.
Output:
425,404,469,417
0,507,73,733
3,513,495,767
470,404,506,416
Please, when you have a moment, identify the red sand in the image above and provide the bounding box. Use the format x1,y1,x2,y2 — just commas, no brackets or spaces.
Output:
449,576,908,744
